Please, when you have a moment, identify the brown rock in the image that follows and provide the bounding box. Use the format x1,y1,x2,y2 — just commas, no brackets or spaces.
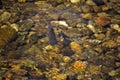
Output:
94,16,111,26
88,65,101,74
81,13,93,19
73,60,87,71
81,5,92,13
70,41,83,54
92,5,101,12
101,5,110,11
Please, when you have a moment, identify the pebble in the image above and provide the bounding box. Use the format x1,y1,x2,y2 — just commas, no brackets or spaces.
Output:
51,21,69,27
70,0,80,4
108,70,118,76
86,0,96,6
70,41,83,54
94,33,105,40
73,60,87,71
88,65,101,75
63,56,71,63
10,23,19,32
81,13,93,19
19,19,34,31
101,5,110,11
87,24,96,33
95,16,111,26
53,74,67,80
44,45,53,51
81,5,91,13
0,27,17,48
18,0,26,2
92,5,101,12
110,24,120,32
0,12,11,22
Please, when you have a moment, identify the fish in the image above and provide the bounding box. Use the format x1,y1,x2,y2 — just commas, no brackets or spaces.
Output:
47,23,57,45
58,32,71,46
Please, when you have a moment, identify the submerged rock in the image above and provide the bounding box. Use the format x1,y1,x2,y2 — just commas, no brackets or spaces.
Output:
0,12,11,22
73,60,87,71
70,41,83,54
70,0,85,4
95,16,111,26
0,27,17,48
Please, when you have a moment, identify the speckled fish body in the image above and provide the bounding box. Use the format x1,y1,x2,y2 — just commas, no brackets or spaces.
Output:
48,24,57,45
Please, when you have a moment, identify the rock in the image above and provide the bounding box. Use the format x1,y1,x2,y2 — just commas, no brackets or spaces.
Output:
86,0,96,6
102,40,117,48
63,56,72,63
70,0,82,3
111,17,120,24
110,24,120,32
51,21,69,27
108,70,118,76
110,0,120,3
97,12,111,17
9,13,19,23
115,62,120,67
0,12,11,22
87,24,96,33
10,23,19,32
31,14,40,22
95,16,111,26
44,45,53,51
70,41,83,54
88,65,101,74
19,19,34,31
34,1,52,7
94,33,105,40
73,60,87,71
18,0,26,2
81,5,92,13
0,27,17,48
53,74,67,80
101,5,110,11
92,5,101,12
80,13,93,19
7,51,21,59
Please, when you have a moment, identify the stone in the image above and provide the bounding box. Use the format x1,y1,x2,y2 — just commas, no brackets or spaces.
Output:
81,5,91,13
70,0,79,3
73,60,87,71
86,0,96,6
63,56,71,63
92,5,101,12
81,13,93,19
88,65,101,74
0,27,17,48
95,16,111,26
70,41,83,54
94,33,105,40
0,12,11,22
